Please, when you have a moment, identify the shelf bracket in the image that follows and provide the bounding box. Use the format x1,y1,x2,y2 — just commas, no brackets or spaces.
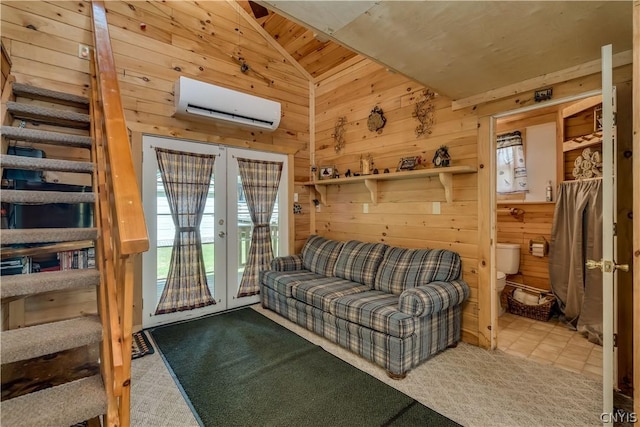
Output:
363,178,378,205
313,184,328,206
438,172,453,203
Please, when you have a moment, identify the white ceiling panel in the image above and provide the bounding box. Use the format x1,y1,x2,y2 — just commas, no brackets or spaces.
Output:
263,1,633,100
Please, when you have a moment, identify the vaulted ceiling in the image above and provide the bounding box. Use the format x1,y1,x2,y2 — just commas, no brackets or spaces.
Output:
240,1,633,101
237,0,358,78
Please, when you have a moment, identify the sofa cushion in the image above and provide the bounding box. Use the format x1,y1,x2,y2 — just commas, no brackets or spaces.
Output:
398,280,470,317
329,291,415,338
292,277,369,312
261,270,326,297
333,240,388,288
301,235,344,276
374,247,461,295
270,254,304,272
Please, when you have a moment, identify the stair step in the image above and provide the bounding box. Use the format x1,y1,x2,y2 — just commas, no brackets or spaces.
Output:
1,228,98,245
1,269,100,299
1,190,95,205
0,126,92,148
1,155,94,174
6,101,91,129
12,82,90,109
1,315,102,364
1,375,106,427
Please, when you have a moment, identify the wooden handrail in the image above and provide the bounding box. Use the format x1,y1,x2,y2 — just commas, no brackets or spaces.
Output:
89,1,149,425
91,0,149,256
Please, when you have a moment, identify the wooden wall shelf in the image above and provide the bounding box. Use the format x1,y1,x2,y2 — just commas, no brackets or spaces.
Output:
305,165,476,205
562,131,602,152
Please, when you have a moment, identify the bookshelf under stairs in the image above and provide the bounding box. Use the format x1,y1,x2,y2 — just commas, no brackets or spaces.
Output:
1,82,107,425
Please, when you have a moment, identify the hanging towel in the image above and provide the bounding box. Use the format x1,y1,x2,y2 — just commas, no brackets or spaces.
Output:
497,131,528,193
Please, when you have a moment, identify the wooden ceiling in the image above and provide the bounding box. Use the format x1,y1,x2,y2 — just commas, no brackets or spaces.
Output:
237,0,357,78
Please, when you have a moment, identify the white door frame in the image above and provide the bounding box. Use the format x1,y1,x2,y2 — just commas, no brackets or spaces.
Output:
141,135,289,327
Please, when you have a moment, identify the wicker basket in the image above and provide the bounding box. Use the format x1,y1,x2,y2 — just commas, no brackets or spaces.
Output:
506,289,556,322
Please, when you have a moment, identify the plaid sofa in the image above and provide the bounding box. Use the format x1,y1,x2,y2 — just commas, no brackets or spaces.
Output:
260,235,469,377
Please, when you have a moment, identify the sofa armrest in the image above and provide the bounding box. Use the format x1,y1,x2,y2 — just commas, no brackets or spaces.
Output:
270,254,304,271
398,280,470,317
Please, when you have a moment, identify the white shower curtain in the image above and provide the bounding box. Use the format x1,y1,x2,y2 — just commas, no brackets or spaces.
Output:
548,179,603,344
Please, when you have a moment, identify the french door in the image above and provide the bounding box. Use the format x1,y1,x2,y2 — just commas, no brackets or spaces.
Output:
141,135,288,328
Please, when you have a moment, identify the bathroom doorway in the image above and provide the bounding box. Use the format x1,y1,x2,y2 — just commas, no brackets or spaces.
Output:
492,99,604,380
487,64,634,404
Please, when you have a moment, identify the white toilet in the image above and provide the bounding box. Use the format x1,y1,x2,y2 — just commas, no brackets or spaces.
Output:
496,243,521,316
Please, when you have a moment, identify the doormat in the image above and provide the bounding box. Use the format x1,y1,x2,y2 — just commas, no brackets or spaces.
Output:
132,331,154,360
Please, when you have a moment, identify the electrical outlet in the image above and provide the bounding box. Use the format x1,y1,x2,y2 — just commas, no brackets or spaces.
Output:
294,192,299,202
363,203,369,214
432,202,441,215
78,44,90,60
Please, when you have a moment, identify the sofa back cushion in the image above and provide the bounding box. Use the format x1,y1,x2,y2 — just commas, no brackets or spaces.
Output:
301,235,344,276
334,240,388,287
374,247,461,295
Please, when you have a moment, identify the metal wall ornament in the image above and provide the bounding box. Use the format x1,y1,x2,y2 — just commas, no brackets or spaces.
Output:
413,89,436,138
367,106,387,133
332,116,347,153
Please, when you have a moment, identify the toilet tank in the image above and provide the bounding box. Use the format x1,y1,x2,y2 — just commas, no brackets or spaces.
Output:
496,243,521,274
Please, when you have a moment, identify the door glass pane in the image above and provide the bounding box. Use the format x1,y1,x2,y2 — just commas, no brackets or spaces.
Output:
156,169,216,302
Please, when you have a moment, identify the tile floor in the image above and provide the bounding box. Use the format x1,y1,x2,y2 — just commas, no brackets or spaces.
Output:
498,312,603,381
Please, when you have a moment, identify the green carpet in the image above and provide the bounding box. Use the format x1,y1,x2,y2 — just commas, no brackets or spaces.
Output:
150,308,459,427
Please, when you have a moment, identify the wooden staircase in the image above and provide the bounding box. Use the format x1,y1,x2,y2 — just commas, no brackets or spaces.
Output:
1,78,106,426
1,1,149,425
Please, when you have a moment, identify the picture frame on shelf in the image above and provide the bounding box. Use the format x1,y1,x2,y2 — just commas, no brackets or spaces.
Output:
319,165,337,180
396,156,421,171
593,105,603,132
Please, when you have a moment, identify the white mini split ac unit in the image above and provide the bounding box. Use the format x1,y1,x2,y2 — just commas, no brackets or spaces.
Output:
174,76,281,131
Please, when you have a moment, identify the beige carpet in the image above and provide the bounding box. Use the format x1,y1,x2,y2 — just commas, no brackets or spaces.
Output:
131,305,602,427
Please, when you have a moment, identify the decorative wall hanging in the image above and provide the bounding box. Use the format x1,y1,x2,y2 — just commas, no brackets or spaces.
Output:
332,116,347,153
367,106,386,133
572,147,602,179
293,202,302,214
432,145,451,167
413,89,436,138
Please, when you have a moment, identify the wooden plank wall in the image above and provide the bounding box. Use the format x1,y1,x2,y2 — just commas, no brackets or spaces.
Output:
1,1,311,328
314,58,481,344
496,203,554,291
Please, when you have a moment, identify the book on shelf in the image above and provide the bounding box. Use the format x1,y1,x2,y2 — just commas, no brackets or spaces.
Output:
57,248,95,271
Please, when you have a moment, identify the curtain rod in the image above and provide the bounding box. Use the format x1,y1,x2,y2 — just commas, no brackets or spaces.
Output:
562,177,602,183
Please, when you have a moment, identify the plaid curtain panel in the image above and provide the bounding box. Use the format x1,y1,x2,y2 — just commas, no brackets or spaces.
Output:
333,240,388,287
154,148,215,314
374,247,461,295
237,158,283,298
301,235,344,276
